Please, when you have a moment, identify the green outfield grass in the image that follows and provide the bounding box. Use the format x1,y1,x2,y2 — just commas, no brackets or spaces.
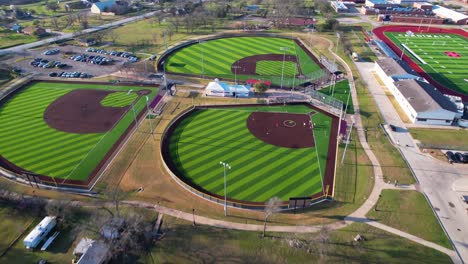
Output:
168,105,333,202
100,92,138,107
321,80,354,114
0,82,158,182
255,61,299,76
165,37,323,86
385,32,468,95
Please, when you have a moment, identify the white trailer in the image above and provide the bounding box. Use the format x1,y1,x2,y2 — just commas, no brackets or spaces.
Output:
23,216,57,249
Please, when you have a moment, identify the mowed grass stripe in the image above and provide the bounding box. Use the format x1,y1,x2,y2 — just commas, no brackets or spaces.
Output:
165,37,319,86
0,82,158,181
227,152,317,200
169,108,329,202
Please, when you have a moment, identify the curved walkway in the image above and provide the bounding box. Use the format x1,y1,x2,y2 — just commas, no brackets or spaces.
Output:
124,36,457,261
0,35,459,262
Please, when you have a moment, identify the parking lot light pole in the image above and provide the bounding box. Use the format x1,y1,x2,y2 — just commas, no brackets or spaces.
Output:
219,161,231,217
145,96,154,135
280,47,289,89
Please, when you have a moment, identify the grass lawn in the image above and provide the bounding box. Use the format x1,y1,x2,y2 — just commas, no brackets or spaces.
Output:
385,32,468,95
101,90,373,225
0,82,158,181
0,30,38,49
321,79,354,114
409,128,468,150
165,36,323,86
367,190,452,249
0,205,35,255
149,217,451,263
255,60,298,76
168,105,332,202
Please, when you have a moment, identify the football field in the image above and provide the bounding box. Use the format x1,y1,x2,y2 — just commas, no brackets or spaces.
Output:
385,32,468,94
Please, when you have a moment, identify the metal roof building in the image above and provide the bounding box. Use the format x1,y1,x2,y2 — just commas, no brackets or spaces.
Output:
375,58,461,125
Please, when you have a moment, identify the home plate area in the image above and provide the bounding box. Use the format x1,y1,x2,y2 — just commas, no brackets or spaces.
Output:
246,111,316,148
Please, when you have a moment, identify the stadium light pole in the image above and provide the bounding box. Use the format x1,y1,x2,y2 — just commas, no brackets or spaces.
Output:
233,65,241,84
199,40,205,79
400,36,409,61
343,83,352,118
219,161,231,217
145,96,154,135
341,115,355,164
127,92,138,127
280,47,289,89
333,32,340,65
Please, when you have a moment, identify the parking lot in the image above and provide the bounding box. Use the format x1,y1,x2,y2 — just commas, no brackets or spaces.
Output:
6,44,132,78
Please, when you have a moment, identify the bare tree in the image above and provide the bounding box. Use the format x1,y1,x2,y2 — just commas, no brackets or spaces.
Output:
103,187,127,217
51,16,60,30
262,197,282,238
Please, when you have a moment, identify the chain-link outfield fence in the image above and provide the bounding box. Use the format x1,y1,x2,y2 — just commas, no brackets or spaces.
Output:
157,33,331,88
304,89,344,118
159,101,344,211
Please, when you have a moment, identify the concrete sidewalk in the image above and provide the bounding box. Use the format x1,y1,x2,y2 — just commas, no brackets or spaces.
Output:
355,61,467,263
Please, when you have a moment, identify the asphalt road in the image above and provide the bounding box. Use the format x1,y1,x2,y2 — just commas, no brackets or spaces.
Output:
356,61,468,263
0,10,160,55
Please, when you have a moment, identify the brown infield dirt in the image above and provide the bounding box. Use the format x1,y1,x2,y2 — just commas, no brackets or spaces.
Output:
231,54,303,76
0,86,153,188
246,111,315,148
44,89,149,134
161,103,340,207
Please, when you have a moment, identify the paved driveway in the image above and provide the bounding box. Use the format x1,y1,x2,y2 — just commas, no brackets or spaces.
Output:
356,61,468,262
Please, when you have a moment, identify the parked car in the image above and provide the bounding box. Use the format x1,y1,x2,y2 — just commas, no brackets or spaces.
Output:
149,54,157,61
48,72,58,77
455,152,466,163
43,49,59,55
446,151,455,164
461,195,468,204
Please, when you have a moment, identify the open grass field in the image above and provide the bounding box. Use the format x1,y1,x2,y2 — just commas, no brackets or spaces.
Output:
409,127,468,150
164,37,323,86
0,82,158,183
367,190,452,249
167,105,334,203
0,30,38,49
385,32,468,95
150,217,451,263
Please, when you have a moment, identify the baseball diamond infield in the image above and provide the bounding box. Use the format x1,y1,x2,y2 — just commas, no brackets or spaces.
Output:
0,81,158,188
158,36,326,87
161,103,340,208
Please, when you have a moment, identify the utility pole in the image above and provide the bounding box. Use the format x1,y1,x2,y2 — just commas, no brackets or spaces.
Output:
145,96,154,135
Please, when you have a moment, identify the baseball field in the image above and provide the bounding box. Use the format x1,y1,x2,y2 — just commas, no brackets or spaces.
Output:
162,36,325,86
166,104,339,203
0,81,158,186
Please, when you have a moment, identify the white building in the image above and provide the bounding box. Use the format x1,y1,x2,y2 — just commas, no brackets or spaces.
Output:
205,80,251,97
73,238,110,264
432,5,468,25
375,58,460,125
23,216,56,249
91,0,116,14
392,0,428,5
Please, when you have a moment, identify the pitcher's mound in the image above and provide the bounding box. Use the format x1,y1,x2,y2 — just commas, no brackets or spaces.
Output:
246,112,315,148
